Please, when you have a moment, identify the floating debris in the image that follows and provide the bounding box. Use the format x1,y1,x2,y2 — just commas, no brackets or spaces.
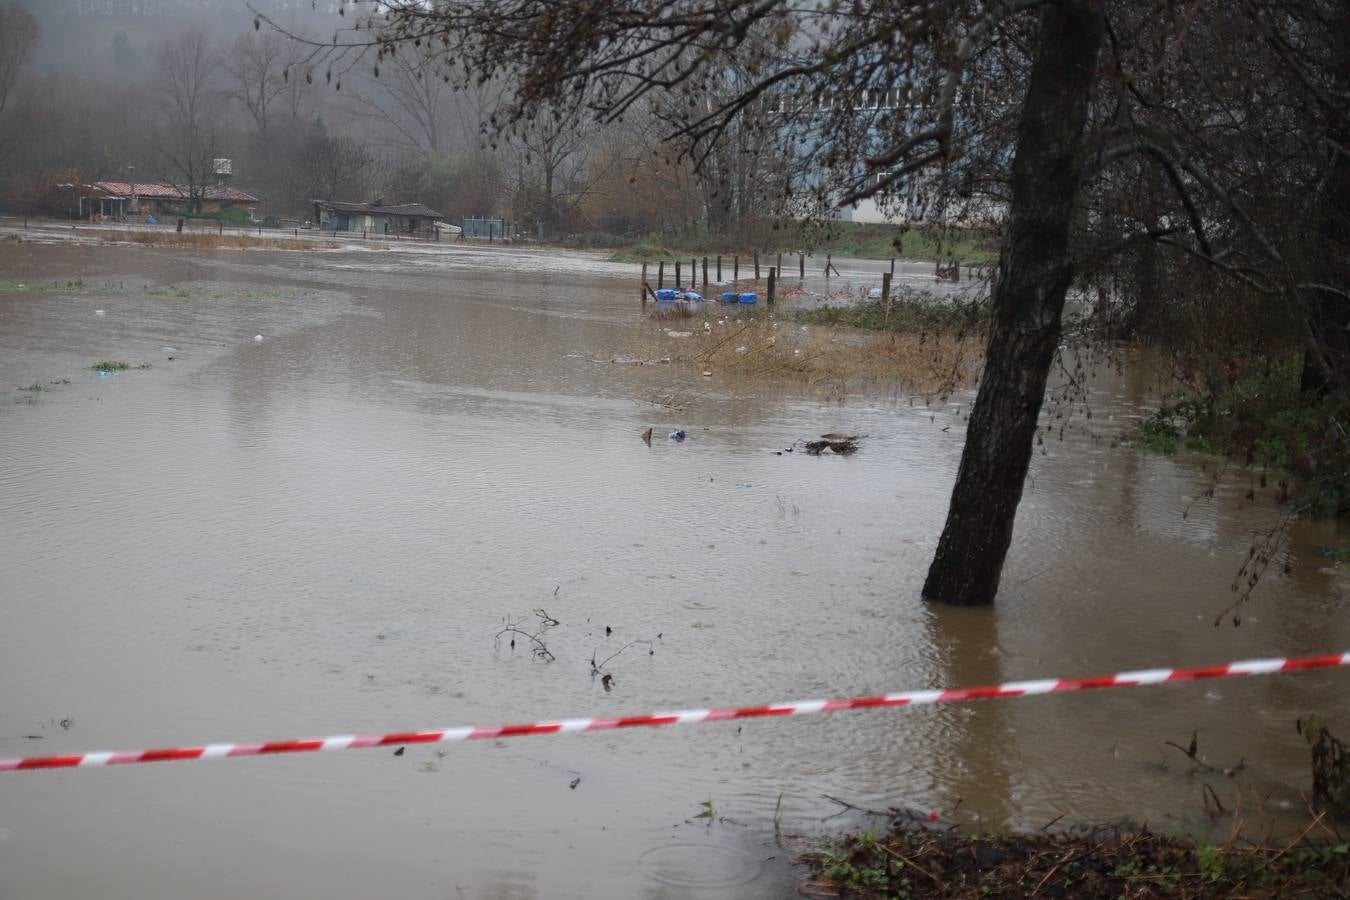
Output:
804,433,861,455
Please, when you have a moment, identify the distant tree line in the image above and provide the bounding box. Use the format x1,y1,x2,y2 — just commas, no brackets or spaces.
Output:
0,0,794,241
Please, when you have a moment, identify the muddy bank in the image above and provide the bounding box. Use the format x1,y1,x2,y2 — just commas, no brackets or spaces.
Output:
801,819,1350,898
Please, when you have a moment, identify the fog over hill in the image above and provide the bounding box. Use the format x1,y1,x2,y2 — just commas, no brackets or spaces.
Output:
0,0,677,232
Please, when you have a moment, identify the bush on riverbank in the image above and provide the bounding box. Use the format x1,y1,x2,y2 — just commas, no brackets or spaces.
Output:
802,822,1350,898
1123,355,1350,518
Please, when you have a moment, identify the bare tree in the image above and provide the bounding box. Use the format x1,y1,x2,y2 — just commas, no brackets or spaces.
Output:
509,110,594,236
296,124,382,201
152,29,222,214
0,1,39,165
225,31,287,134
349,44,449,153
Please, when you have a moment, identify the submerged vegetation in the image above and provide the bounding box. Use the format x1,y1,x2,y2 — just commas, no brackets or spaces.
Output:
97,231,340,252
88,360,129,371
625,302,983,396
0,279,86,292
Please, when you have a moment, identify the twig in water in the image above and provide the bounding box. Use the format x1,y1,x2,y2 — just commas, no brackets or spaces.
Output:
496,614,556,661
1202,783,1227,818
591,640,655,674
1213,508,1295,626
820,794,892,818
1041,810,1068,831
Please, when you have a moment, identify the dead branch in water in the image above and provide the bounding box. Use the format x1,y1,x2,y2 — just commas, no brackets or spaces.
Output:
496,613,556,661
1163,730,1246,777
590,639,655,674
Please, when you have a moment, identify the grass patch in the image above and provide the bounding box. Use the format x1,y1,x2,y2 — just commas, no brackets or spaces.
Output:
98,231,339,251
802,821,1350,898
235,288,286,300
89,360,129,371
603,222,999,265
147,286,193,299
796,290,990,335
19,383,46,392
0,279,85,292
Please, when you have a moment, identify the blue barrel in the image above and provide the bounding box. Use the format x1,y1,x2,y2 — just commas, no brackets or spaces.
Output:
684,291,704,303
739,292,758,304
656,288,677,302
720,292,739,303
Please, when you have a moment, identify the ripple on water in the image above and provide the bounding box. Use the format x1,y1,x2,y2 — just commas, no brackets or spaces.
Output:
639,842,767,889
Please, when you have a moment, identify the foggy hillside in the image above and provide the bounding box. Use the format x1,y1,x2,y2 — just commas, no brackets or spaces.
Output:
0,0,694,233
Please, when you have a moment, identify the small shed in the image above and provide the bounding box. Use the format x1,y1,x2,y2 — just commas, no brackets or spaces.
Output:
314,199,445,237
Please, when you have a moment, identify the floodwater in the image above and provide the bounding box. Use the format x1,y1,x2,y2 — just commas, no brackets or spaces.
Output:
1,225,1347,899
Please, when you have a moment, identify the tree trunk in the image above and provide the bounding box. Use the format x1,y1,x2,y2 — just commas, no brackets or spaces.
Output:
922,1,1104,606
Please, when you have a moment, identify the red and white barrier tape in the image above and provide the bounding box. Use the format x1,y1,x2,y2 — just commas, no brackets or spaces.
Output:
3,651,1347,773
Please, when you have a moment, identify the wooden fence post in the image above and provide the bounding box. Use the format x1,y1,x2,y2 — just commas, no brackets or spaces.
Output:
825,253,832,277
881,271,892,318
776,253,782,277
890,257,896,275
767,266,776,305
676,260,682,286
716,255,722,281
703,257,708,288
734,255,739,282
641,262,648,307
754,251,760,280
658,261,665,289
691,258,697,288
799,253,805,278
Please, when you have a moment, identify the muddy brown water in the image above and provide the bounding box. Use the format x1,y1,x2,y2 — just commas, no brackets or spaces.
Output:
1,227,1348,899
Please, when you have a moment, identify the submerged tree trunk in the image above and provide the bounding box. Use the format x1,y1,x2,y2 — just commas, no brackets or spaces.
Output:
922,1,1104,606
